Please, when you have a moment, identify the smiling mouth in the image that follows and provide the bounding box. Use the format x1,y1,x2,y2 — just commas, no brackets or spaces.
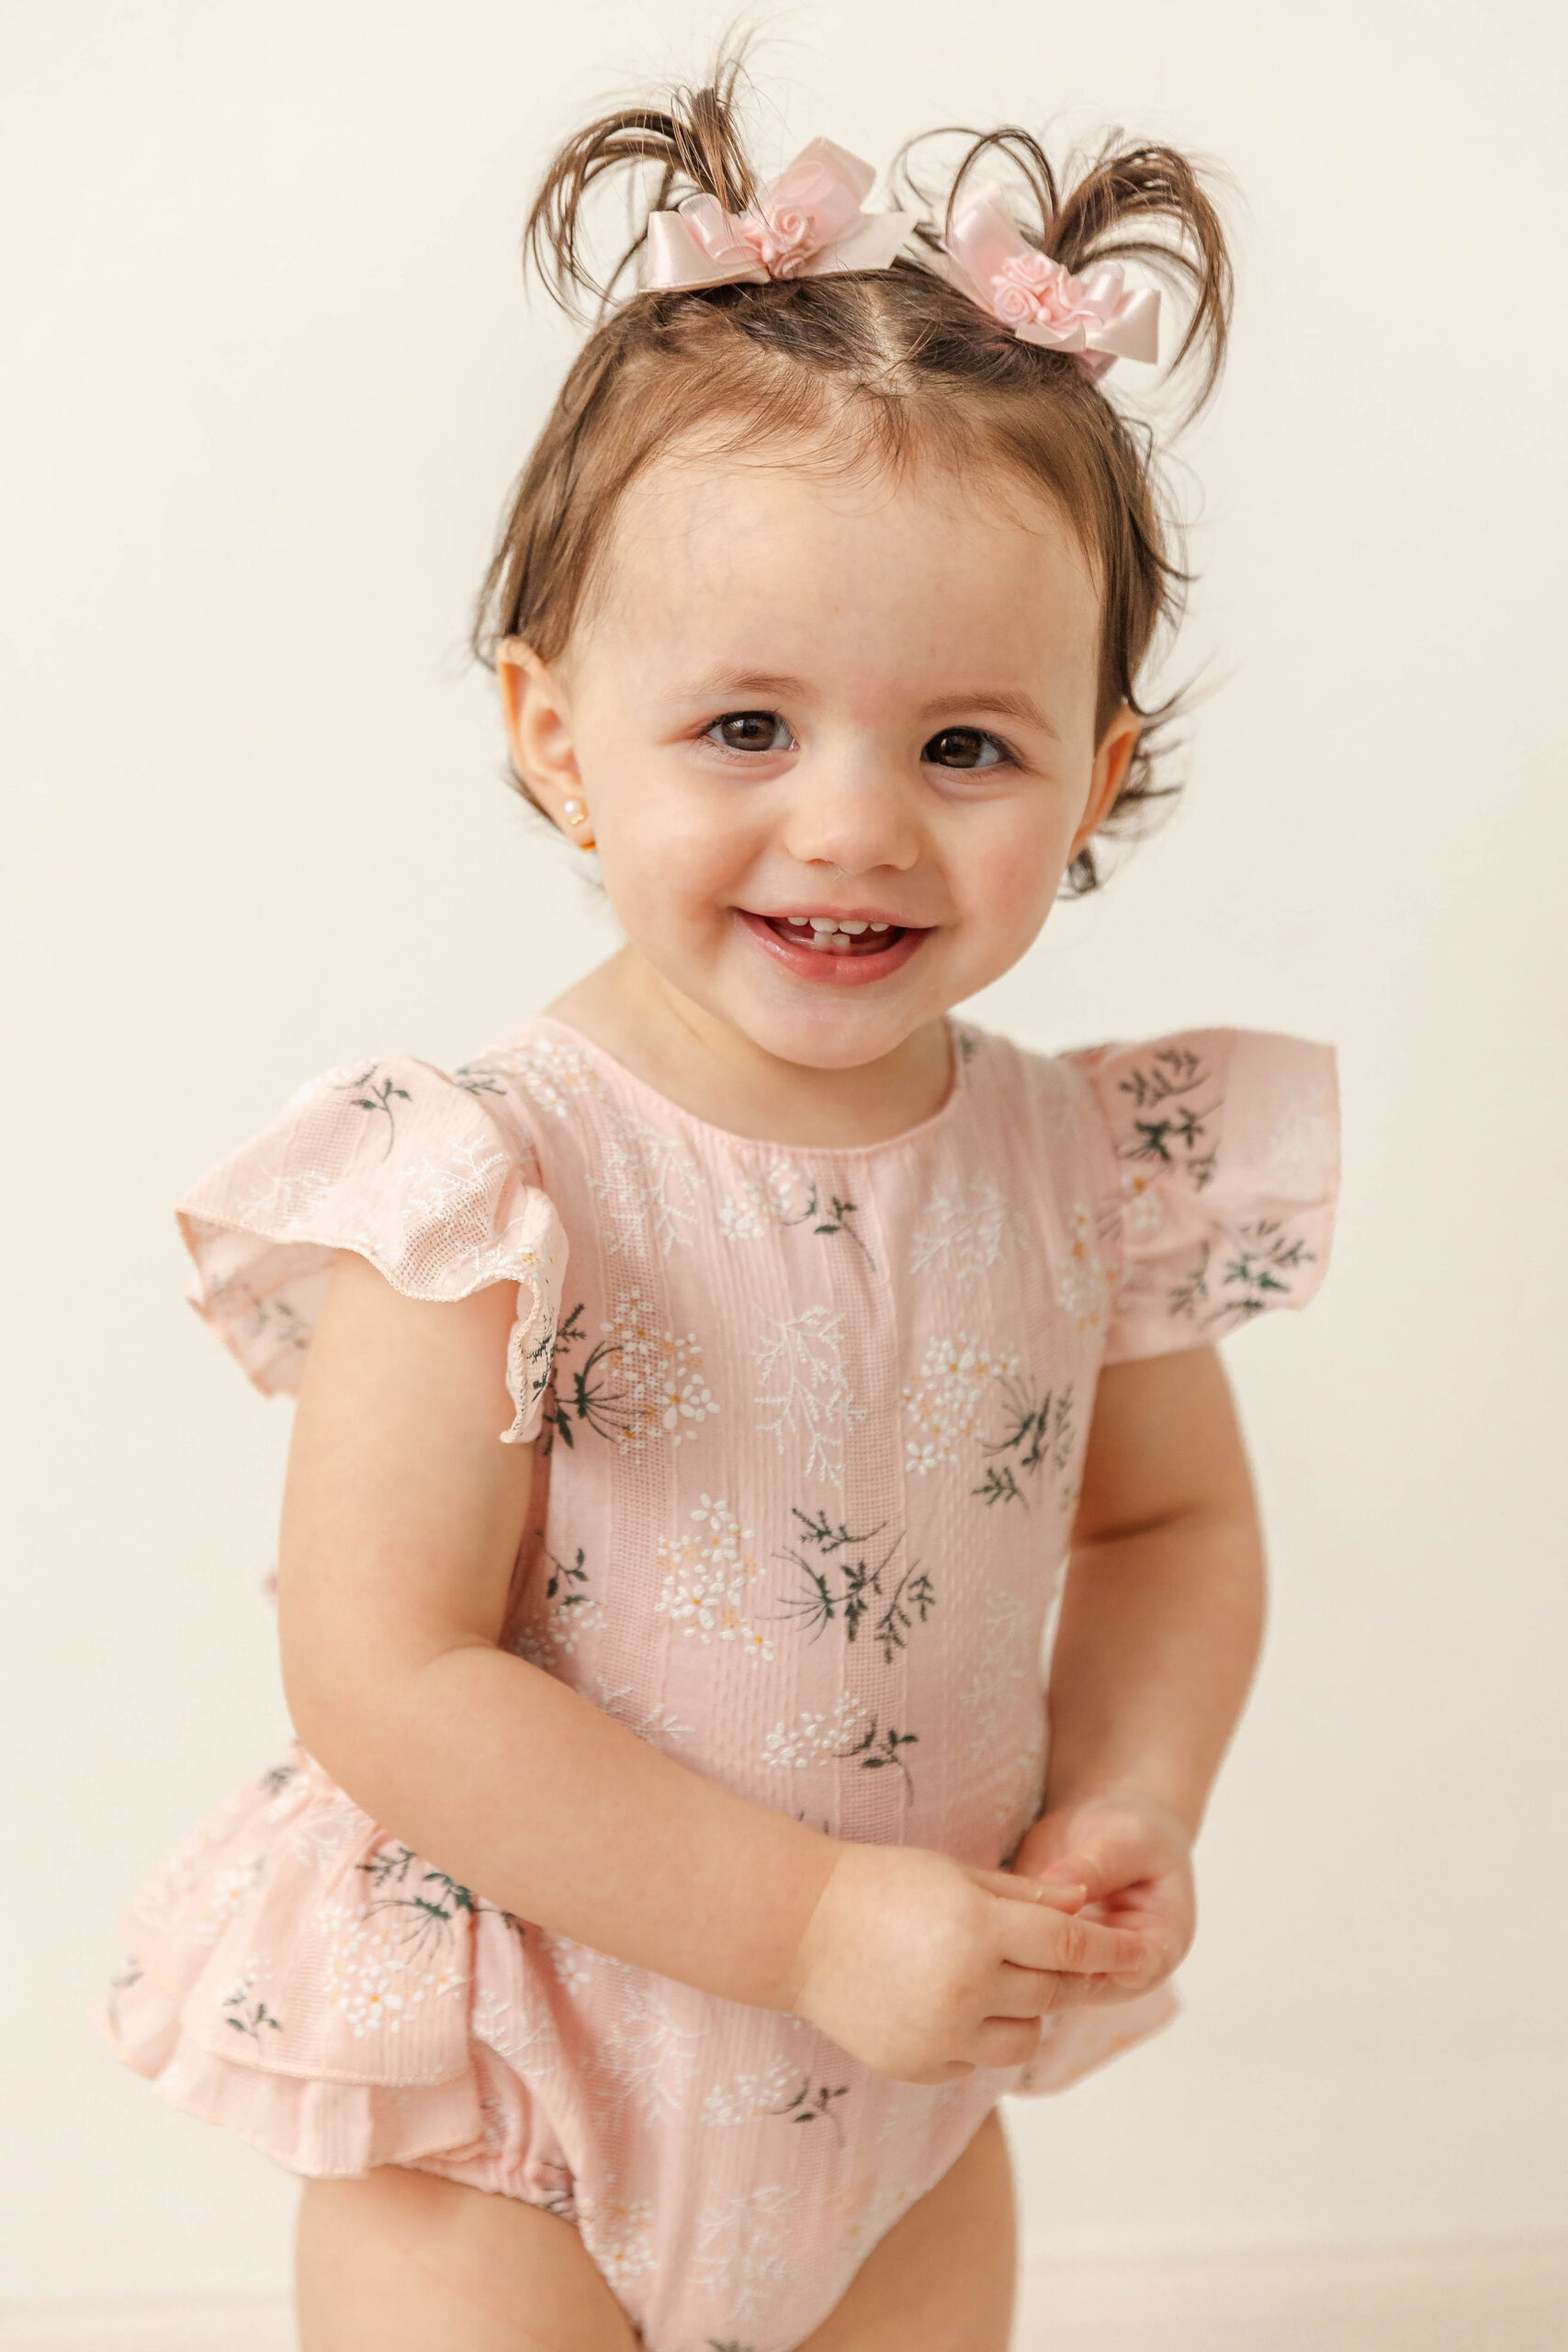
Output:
736,908,931,987
750,913,919,957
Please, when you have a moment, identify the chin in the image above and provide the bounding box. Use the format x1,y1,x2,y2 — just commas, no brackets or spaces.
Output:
726,989,934,1072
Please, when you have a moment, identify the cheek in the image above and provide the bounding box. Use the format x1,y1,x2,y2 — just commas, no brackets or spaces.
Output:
957,798,1077,931
594,768,754,918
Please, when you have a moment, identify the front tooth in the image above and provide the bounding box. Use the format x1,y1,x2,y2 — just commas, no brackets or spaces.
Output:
835,920,868,934
808,917,839,933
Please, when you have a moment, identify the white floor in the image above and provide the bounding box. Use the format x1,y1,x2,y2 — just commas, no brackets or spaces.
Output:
1,2242,1563,2349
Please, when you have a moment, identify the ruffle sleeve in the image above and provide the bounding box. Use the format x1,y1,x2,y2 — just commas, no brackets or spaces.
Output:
175,1056,569,1443
1064,1027,1339,1365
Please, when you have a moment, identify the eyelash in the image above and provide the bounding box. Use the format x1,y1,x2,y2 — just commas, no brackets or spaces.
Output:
700,712,1019,771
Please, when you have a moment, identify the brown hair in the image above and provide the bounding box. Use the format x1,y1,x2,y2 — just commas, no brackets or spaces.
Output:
471,39,1235,894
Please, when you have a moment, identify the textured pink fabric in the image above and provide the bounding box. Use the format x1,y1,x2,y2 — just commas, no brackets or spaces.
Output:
96,1012,1337,2350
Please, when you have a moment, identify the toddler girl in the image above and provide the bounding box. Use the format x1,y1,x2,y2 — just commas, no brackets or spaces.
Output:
96,50,1338,2352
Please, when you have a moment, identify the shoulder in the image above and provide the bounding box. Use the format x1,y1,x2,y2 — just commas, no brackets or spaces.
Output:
174,1035,572,1442
968,1022,1340,1360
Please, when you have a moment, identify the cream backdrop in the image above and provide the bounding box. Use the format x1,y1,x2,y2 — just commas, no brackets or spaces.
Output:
6,0,1565,2305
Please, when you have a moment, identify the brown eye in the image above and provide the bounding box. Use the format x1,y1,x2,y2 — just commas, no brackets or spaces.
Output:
925,726,1007,770
708,710,793,753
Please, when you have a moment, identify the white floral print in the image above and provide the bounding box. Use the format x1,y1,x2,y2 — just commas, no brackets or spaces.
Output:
1056,1198,1110,1330
753,1306,865,1487
542,1935,597,1995
909,1174,1026,1277
701,2052,802,2126
691,2180,801,2319
718,1159,798,1240
586,1103,704,1256
234,1166,333,1231
470,1986,564,2083
589,1677,694,1750
580,2188,658,2289
593,1288,719,1449
901,1332,1021,1474
288,1785,372,1870
192,1851,267,1945
954,1589,1035,1758
589,1978,709,2130
390,1135,509,1224
467,1036,601,1122
315,1894,466,2039
761,1691,874,1771
1118,1164,1168,1240
654,1498,775,1661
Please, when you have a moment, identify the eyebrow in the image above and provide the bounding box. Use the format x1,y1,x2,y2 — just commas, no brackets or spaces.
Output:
933,686,1061,742
676,672,1061,741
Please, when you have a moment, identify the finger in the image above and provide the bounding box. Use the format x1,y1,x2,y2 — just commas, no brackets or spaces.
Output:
1042,1828,1162,1901
967,1866,1055,1905
969,1865,1089,1913
999,1905,1148,1978
966,2016,1043,2070
1025,1854,1097,1893
1023,1876,1089,1911
992,1964,1114,2018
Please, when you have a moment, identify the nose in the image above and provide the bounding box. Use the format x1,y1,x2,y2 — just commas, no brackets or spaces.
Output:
776,750,922,880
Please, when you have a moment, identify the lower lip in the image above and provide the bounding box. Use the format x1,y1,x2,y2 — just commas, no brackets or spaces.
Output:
737,910,931,988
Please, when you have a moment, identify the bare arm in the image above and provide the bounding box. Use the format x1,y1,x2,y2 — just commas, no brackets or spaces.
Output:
1008,1343,1265,1996
1042,1343,1266,1842
276,1250,839,2013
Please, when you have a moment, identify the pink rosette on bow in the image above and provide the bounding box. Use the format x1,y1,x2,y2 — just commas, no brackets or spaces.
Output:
643,135,922,289
928,176,1160,380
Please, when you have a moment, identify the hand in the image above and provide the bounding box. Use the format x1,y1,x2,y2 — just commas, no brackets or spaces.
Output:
1009,1793,1195,2004
786,1839,1153,2085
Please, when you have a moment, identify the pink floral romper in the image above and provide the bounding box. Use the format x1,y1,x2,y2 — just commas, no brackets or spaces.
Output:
96,1012,1338,2350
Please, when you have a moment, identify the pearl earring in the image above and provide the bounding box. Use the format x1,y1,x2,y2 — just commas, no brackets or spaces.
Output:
560,797,594,850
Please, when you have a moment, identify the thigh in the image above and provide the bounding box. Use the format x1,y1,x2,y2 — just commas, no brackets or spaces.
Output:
294,2165,639,2352
795,2105,1018,2352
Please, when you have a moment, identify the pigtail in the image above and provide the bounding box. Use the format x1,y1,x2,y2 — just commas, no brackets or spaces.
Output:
894,125,1235,424
523,39,760,320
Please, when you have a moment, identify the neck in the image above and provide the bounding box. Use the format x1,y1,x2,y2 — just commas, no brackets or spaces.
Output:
540,945,955,1148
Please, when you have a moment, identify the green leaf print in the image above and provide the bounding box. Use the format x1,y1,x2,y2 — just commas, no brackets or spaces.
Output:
1171,1219,1316,1328
770,2075,851,2149
1115,1046,1220,1191
773,1507,935,1665
335,1067,412,1161
841,1717,919,1798
972,1377,1077,1510
223,1998,284,2044
786,1182,872,1262
355,1845,476,1959
537,1300,638,1445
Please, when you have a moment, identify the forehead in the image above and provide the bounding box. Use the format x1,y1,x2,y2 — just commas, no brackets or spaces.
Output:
572,440,1101,704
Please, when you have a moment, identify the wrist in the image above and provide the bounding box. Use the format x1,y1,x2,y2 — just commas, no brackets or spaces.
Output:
1037,1776,1201,1849
758,1830,846,2016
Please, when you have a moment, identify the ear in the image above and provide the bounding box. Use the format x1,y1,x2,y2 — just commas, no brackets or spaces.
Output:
496,637,586,834
1070,703,1143,861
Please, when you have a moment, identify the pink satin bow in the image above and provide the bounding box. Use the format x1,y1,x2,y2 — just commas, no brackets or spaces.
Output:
925,177,1160,379
643,136,922,288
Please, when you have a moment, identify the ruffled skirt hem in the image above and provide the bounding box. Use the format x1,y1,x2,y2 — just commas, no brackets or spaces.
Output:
91,1744,577,2200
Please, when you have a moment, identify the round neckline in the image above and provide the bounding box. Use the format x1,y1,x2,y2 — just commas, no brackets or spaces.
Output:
525,1012,979,1158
